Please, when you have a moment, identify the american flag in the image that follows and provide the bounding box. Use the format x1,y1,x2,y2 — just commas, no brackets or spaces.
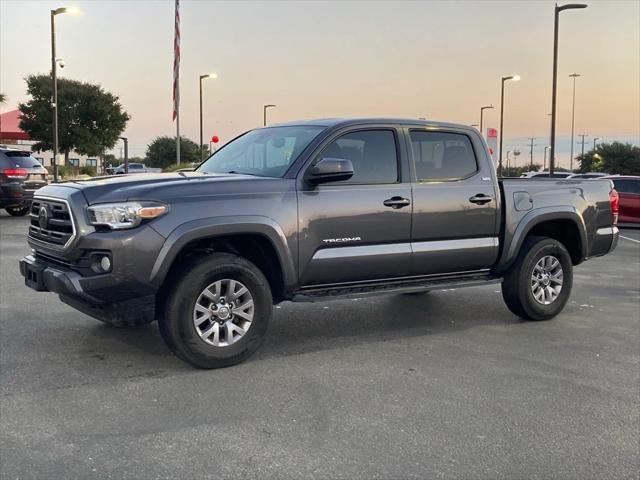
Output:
172,0,180,121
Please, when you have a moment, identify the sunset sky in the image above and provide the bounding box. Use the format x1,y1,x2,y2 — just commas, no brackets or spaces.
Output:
1,0,638,168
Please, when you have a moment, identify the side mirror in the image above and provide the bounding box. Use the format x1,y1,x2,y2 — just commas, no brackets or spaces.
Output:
307,158,354,184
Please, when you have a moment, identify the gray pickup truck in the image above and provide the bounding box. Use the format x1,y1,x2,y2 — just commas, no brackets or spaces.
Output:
19,118,619,368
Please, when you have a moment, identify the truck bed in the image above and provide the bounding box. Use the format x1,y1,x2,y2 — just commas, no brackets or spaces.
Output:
497,177,616,269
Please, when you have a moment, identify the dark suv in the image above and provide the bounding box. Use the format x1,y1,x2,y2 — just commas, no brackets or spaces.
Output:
0,148,48,216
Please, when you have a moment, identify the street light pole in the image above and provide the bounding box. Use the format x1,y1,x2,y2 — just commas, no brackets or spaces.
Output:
498,75,520,177
199,73,217,162
50,10,58,182
593,137,600,151
549,3,588,176
544,145,550,170
528,137,536,168
120,137,128,173
50,6,79,183
569,73,580,171
263,104,276,126
479,105,493,136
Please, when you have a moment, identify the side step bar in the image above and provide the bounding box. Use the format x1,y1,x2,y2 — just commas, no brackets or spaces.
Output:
292,273,502,302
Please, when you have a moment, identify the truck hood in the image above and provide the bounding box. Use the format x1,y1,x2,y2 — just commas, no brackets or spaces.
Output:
52,172,276,204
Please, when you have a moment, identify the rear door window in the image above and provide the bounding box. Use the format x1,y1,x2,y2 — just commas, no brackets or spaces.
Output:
409,131,478,181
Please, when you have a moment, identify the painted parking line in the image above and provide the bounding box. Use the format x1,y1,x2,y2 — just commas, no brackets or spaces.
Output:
620,235,640,244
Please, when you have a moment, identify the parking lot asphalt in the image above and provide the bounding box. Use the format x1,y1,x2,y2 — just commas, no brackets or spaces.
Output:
1,212,638,479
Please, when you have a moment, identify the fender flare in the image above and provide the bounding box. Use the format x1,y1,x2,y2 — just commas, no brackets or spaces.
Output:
499,206,587,271
149,215,297,290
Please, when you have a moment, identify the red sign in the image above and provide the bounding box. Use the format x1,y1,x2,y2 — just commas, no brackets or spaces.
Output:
487,128,498,138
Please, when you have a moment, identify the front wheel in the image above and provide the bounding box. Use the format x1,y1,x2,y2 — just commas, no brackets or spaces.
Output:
5,206,30,216
501,236,573,321
158,253,272,368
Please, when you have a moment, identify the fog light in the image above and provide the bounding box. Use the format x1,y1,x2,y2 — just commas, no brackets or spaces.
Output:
99,256,111,272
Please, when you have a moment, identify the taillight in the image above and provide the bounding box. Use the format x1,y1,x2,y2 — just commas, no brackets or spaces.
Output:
2,168,28,178
609,188,619,226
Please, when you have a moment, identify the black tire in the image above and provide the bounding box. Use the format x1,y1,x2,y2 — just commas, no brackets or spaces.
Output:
158,252,272,368
5,206,30,216
501,236,573,321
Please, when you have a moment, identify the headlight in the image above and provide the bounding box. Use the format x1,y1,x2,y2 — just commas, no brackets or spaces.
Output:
87,202,168,230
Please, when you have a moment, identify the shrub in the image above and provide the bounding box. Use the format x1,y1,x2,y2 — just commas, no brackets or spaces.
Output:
79,166,97,176
163,162,199,172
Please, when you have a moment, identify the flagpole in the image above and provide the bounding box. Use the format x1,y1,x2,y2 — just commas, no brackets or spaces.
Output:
176,109,180,165
173,0,181,165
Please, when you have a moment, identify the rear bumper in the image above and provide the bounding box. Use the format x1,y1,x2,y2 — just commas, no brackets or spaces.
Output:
0,184,42,207
590,226,619,258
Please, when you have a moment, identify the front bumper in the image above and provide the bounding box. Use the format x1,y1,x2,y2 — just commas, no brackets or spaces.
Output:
19,254,156,324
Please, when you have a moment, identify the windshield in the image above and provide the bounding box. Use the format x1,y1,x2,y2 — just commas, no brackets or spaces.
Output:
198,126,324,177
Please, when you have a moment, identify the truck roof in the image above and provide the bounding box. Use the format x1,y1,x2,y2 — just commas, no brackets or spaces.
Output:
270,117,471,131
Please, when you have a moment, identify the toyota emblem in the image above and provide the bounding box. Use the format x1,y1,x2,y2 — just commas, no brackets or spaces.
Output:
38,205,49,229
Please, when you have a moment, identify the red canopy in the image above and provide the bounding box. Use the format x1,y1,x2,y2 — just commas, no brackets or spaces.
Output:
0,110,31,141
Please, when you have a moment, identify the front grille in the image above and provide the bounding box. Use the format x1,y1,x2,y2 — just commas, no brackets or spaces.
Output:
29,197,76,248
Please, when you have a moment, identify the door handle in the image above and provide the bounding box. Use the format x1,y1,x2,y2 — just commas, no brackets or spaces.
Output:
469,194,494,205
383,196,411,209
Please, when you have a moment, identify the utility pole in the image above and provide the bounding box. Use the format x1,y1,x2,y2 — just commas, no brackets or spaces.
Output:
528,137,536,168
577,133,588,160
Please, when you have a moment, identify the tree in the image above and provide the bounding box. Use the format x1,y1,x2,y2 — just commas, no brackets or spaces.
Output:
0,93,6,104
146,136,201,170
577,142,640,175
102,153,117,167
18,74,129,165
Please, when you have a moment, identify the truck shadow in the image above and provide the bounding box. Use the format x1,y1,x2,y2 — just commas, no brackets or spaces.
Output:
82,288,522,369
257,289,520,361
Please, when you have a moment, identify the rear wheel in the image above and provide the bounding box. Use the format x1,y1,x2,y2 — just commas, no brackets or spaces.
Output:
501,236,573,321
5,206,30,216
159,253,272,368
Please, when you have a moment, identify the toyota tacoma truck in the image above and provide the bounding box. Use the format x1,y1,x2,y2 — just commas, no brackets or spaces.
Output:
19,118,619,368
